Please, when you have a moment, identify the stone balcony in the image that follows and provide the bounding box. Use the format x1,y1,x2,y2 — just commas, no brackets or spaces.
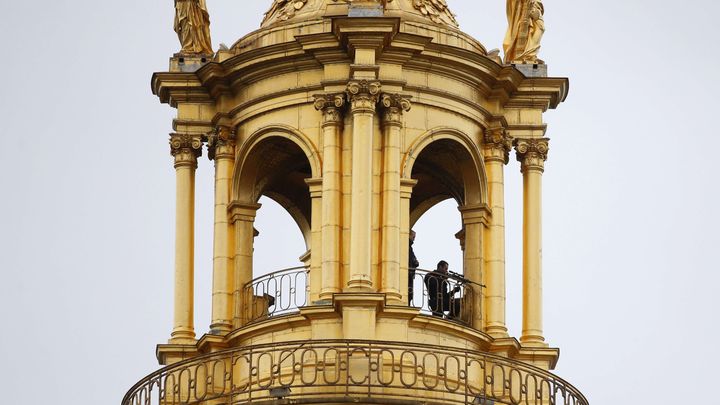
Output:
123,339,587,405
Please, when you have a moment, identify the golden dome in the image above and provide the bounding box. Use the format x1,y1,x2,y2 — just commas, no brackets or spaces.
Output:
261,0,458,29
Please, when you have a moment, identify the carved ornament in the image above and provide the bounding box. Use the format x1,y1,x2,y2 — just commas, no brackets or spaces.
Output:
262,0,309,26
380,93,412,125
207,126,236,161
515,138,549,173
170,134,203,168
346,80,382,113
483,128,513,164
313,93,346,126
412,0,458,27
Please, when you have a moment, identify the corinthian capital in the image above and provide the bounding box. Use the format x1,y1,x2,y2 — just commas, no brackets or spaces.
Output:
483,128,513,164
207,126,236,161
346,80,382,113
515,138,549,173
170,133,203,168
380,93,412,125
313,93,345,126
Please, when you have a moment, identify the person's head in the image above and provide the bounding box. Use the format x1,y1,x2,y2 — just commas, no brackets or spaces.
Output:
409,230,416,242
436,260,449,273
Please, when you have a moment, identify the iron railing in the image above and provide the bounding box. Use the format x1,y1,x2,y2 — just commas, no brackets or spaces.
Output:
410,268,477,326
123,340,587,405
243,266,309,323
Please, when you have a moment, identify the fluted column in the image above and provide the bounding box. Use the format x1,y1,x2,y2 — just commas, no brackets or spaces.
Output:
208,127,236,334
482,128,513,338
229,202,261,327
313,94,345,300
346,80,381,291
515,138,550,346
169,134,202,343
460,205,490,331
379,94,411,302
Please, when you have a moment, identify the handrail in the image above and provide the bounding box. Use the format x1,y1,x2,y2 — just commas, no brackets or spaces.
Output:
122,339,588,405
243,266,309,323
410,268,477,326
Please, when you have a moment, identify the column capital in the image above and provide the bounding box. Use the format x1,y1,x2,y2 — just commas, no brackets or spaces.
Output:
170,134,203,168
380,93,412,126
207,126,236,161
346,80,382,113
228,201,261,223
313,93,346,127
515,138,550,173
483,127,513,164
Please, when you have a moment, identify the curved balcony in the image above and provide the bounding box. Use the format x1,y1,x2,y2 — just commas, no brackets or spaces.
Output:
243,267,476,326
124,340,587,405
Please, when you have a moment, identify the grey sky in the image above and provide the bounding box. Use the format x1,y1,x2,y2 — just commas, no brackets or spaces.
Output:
0,0,718,403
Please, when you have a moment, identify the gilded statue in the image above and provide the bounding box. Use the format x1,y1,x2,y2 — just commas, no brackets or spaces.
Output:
174,0,213,55
503,0,545,64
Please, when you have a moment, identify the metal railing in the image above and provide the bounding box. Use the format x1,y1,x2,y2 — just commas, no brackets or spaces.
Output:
243,266,309,323
409,268,478,326
123,340,587,405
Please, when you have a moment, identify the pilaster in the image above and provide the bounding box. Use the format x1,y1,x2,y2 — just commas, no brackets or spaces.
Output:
379,93,411,303
228,201,261,328
313,94,346,301
208,126,236,334
482,127,513,338
346,80,381,291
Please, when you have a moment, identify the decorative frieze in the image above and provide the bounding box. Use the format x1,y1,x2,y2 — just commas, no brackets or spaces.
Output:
483,128,513,164
515,138,549,173
207,126,236,161
313,93,346,126
346,80,382,113
170,133,203,168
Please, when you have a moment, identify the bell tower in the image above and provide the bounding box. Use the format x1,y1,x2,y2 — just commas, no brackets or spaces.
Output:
124,1,587,404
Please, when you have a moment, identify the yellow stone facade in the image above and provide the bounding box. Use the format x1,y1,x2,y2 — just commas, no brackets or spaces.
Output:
124,1,586,404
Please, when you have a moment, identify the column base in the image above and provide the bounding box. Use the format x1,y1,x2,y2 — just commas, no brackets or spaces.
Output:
170,328,196,344
485,324,509,338
209,322,233,335
381,290,403,304
347,278,374,291
520,333,547,347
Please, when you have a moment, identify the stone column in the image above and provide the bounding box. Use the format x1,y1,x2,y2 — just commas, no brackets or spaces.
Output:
482,128,513,338
169,134,202,343
208,127,236,334
346,80,381,291
515,138,550,346
313,94,345,300
459,205,490,331
228,202,261,327
379,94,411,303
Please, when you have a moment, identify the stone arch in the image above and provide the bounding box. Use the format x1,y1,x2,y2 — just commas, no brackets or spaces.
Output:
402,127,488,227
233,125,321,246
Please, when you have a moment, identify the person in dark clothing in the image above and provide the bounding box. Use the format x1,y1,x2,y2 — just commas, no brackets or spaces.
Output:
408,230,420,304
423,260,461,319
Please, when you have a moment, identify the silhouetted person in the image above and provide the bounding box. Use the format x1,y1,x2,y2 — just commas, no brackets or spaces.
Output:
408,230,420,303
424,260,461,319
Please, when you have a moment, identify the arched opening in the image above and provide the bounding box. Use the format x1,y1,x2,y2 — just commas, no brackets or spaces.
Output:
406,135,485,324
234,130,319,322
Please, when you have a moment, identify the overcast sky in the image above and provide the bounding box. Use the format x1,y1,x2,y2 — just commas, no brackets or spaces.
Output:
0,1,718,404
